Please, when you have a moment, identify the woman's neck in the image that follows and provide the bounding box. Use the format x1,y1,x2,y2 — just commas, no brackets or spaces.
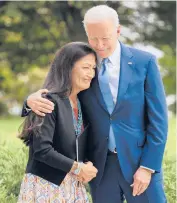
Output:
69,92,78,109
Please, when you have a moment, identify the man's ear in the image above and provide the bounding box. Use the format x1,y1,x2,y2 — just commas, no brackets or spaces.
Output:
117,25,121,37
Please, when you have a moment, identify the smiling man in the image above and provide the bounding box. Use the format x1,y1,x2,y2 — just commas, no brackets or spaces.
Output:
22,5,168,203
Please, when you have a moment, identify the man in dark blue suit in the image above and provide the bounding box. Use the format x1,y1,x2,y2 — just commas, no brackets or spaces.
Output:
23,5,168,203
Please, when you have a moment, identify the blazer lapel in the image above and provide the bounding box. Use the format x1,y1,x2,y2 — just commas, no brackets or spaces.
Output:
64,98,77,138
112,43,135,116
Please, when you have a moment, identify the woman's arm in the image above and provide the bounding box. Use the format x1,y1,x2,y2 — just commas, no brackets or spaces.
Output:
32,94,74,173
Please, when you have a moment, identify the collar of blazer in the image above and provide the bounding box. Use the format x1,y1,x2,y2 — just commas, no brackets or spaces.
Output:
59,96,90,130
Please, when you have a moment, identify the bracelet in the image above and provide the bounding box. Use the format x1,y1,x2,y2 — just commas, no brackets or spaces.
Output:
73,162,83,175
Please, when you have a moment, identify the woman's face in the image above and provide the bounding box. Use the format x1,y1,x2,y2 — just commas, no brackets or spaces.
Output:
71,53,96,93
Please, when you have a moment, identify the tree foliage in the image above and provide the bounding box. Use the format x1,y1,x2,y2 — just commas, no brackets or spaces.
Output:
0,1,176,114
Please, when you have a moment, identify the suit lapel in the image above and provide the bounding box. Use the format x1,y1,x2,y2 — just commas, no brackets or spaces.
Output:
91,69,109,114
112,43,135,115
91,42,135,115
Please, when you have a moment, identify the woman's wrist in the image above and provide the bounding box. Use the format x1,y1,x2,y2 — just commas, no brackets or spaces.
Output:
70,161,83,175
70,161,78,172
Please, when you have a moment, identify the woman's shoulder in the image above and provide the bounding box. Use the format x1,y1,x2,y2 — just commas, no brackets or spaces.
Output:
44,92,68,106
44,92,58,102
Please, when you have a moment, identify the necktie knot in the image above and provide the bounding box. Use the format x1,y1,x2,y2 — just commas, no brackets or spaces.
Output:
102,58,109,65
101,58,109,74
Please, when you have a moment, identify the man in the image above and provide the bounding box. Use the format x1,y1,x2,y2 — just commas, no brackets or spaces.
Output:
22,5,168,203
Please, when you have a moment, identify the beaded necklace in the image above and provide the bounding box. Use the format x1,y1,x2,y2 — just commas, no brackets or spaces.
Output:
71,98,83,137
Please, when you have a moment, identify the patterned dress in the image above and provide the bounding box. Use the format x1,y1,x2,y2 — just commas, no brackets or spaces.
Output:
18,107,89,203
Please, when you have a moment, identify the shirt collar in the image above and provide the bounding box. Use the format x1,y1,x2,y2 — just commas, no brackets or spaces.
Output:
109,40,120,65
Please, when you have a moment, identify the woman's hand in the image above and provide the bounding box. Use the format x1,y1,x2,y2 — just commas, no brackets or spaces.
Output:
78,161,98,183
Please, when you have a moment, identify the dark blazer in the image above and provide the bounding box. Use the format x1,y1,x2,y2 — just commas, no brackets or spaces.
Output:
22,93,89,186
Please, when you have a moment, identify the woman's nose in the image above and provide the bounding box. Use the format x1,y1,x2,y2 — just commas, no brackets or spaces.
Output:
88,69,95,78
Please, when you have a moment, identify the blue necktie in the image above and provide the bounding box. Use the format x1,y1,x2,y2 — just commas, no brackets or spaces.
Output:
98,58,116,152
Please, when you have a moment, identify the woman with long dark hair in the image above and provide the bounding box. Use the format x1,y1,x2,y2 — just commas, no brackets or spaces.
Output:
18,42,98,203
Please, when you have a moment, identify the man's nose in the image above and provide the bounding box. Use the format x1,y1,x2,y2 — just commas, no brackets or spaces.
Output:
96,39,104,49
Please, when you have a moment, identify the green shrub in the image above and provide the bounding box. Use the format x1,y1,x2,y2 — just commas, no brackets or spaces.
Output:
0,141,28,203
0,141,176,203
163,156,176,203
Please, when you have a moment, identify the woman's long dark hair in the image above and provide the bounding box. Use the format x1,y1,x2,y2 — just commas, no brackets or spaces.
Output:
18,42,97,145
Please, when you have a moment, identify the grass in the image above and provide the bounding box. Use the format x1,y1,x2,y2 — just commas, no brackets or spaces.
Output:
0,117,24,155
165,117,176,159
0,116,176,157
0,116,176,203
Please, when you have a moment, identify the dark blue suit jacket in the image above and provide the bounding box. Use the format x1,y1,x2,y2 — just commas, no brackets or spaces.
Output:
79,42,168,188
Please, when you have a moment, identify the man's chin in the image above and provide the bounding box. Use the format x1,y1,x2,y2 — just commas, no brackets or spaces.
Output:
97,52,109,59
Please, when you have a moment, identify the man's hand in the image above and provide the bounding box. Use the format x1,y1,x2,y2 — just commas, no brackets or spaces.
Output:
27,89,54,116
131,167,152,196
78,161,98,183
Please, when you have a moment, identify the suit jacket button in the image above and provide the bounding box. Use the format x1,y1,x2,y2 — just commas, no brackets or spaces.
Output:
106,136,109,140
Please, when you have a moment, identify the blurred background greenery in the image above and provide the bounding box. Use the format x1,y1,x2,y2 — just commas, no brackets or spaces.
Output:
0,1,176,203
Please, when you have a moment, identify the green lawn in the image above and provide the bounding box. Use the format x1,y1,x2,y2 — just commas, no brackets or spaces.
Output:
0,117,24,147
0,116,176,158
165,117,176,159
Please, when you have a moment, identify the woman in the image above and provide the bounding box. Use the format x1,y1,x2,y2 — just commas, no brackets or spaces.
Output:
18,42,98,203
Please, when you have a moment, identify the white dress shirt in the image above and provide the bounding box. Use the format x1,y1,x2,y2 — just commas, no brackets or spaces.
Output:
98,41,120,104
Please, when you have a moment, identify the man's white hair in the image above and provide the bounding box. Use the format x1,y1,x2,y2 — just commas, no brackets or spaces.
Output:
83,5,119,34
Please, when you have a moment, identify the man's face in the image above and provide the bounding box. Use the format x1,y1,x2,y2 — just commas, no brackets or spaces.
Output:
86,19,120,58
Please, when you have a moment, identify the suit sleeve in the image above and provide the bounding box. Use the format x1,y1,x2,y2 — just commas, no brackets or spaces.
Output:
21,99,31,117
32,94,74,173
140,56,168,172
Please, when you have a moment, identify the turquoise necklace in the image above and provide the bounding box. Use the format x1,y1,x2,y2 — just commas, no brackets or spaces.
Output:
71,98,83,137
